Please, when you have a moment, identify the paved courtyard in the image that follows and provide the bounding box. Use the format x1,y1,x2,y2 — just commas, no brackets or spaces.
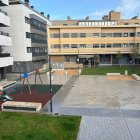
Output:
61,76,140,110
46,75,140,140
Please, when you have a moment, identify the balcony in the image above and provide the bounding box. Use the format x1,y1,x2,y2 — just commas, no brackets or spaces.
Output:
0,53,10,57
0,56,13,67
0,0,9,6
0,31,12,46
0,9,10,26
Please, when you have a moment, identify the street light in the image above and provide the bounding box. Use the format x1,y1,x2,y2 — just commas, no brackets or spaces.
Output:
77,46,80,76
48,54,53,113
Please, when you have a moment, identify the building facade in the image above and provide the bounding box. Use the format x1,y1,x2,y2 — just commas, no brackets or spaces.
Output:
48,11,140,66
0,0,13,79
2,0,51,73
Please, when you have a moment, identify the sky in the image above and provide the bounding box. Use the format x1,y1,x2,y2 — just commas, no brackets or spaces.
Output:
26,0,140,20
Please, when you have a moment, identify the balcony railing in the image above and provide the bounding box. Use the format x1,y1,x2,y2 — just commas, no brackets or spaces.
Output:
0,53,10,57
32,52,47,57
0,9,7,15
0,56,13,68
0,31,9,36
31,24,47,32
0,10,10,26
31,38,47,44
0,0,9,6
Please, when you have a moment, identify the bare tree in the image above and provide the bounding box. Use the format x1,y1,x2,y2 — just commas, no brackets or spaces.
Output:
93,54,99,67
116,51,122,67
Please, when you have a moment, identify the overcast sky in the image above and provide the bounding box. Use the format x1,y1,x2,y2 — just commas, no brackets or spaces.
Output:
27,0,140,20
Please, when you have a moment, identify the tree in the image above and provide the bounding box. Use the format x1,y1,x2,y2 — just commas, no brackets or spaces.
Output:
116,51,122,67
130,47,139,65
93,54,99,67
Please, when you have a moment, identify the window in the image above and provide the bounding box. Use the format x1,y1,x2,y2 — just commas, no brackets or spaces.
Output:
101,44,105,48
137,32,140,37
53,44,61,48
106,44,111,48
129,43,135,47
136,43,139,47
25,17,30,24
80,33,86,37
63,24,67,26
31,33,47,44
130,33,135,37
113,44,121,48
63,33,69,38
30,18,46,32
79,44,86,48
26,32,31,38
101,33,106,37
65,56,70,62
63,44,69,48
27,47,32,53
71,33,78,38
93,44,99,48
71,44,77,48
124,23,129,25
113,33,122,37
31,47,47,56
123,33,128,37
51,33,60,38
106,33,112,37
93,33,100,37
122,44,128,47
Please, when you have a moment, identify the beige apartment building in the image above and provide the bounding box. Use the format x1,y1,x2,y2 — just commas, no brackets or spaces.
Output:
48,11,140,65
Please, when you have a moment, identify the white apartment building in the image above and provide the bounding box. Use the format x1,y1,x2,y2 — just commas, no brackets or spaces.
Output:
0,0,13,79
1,0,51,72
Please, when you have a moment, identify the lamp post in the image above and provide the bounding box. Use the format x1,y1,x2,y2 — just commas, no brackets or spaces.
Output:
77,47,80,76
48,54,52,113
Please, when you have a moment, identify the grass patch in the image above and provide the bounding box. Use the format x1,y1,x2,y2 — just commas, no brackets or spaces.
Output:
0,112,81,140
82,66,140,75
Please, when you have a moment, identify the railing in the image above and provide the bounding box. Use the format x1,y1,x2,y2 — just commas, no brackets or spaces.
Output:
0,31,9,36
31,24,47,32
32,52,47,57
31,38,47,44
0,9,7,16
0,53,10,57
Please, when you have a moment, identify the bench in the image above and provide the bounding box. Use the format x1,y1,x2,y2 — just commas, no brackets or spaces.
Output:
132,74,140,81
107,73,121,76
1,101,42,112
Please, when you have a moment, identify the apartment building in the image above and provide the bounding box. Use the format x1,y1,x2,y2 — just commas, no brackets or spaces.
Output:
49,11,140,65
1,0,51,72
0,0,13,79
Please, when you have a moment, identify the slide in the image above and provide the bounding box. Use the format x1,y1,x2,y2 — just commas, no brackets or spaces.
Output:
4,95,13,101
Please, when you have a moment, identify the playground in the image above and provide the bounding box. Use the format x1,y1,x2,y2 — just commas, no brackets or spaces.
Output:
0,84,62,111
0,67,69,111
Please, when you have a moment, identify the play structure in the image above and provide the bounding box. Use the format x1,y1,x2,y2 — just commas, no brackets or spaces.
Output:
35,68,55,84
35,68,49,84
0,66,55,101
21,67,55,94
0,80,16,101
21,72,31,94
